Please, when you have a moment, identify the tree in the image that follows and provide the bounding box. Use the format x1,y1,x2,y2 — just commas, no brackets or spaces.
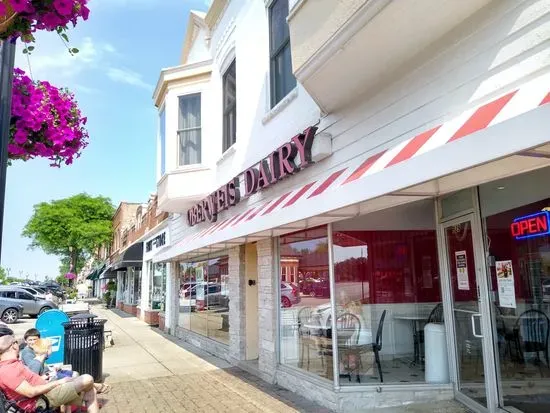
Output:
0,267,7,285
55,274,69,287
23,194,115,280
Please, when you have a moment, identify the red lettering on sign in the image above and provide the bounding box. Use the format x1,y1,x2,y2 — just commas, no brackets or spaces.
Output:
186,126,320,226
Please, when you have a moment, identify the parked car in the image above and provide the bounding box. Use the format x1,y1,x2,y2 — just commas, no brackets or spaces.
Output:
0,299,24,324
0,287,58,317
204,283,229,308
281,282,301,308
39,282,65,299
12,285,46,300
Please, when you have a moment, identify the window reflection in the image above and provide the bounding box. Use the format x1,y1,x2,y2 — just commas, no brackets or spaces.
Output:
177,255,230,345
332,223,441,384
483,194,550,411
150,262,166,311
279,227,332,380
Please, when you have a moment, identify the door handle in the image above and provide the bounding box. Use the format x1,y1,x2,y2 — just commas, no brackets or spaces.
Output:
471,313,483,338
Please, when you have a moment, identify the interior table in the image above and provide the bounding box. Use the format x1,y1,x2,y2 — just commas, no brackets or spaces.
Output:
393,314,430,365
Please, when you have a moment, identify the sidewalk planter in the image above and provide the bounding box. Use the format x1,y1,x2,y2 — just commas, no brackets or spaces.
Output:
142,309,160,326
158,312,166,332
122,303,137,316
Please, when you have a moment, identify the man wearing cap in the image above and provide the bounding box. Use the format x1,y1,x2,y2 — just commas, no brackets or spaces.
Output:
0,333,99,412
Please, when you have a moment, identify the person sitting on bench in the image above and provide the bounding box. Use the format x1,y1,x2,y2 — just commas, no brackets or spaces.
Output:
0,333,100,413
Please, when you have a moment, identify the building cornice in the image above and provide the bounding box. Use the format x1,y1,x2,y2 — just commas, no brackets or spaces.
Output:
181,11,209,65
205,0,227,31
153,60,213,107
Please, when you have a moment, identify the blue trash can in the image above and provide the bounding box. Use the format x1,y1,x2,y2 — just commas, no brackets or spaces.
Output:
36,310,70,365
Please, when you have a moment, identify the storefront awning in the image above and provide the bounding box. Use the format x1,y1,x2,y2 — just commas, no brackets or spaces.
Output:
86,264,106,280
86,269,98,280
112,242,143,270
99,265,116,279
155,73,550,262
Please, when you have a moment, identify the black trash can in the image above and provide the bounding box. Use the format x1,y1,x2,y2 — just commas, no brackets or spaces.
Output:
63,313,106,382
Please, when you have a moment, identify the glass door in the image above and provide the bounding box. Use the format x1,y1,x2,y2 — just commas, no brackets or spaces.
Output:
442,215,499,411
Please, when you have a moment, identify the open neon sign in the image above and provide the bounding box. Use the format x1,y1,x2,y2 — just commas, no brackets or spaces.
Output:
510,211,550,240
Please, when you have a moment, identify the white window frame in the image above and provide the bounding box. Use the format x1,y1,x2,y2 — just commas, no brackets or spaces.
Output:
177,93,202,167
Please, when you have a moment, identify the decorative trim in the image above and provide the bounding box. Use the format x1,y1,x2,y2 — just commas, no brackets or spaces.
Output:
216,144,237,166
181,11,209,65
262,87,299,124
218,42,236,76
205,0,229,31
153,60,212,107
172,164,211,174
215,17,236,64
287,0,308,22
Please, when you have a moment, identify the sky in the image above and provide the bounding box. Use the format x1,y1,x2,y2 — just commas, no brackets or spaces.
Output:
1,0,211,281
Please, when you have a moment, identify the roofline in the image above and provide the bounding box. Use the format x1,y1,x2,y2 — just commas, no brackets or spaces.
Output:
205,0,227,30
181,10,210,65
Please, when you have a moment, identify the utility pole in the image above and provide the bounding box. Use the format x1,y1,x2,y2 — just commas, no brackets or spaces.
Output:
0,40,15,261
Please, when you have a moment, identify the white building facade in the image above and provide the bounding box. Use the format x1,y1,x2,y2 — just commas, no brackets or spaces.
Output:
153,1,550,412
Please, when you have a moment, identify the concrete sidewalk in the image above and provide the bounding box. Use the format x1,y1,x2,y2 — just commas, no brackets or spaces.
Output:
95,307,469,413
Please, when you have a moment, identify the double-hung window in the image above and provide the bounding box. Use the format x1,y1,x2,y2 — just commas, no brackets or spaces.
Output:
222,60,237,152
269,0,296,108
178,93,202,166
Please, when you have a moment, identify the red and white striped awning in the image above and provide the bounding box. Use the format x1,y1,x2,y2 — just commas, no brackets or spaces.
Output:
154,73,550,262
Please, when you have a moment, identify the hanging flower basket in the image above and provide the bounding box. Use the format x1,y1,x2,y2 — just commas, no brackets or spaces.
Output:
65,272,76,280
0,2,16,35
10,68,89,167
0,0,90,53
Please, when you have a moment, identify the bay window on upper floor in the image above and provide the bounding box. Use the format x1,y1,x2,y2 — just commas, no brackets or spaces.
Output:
159,107,166,176
178,93,202,166
222,59,236,152
269,0,296,108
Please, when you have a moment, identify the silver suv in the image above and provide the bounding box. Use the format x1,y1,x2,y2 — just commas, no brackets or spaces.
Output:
0,299,24,324
0,287,57,317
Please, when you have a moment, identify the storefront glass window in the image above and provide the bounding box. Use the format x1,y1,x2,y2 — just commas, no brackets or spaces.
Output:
279,227,331,380
480,167,550,412
150,263,167,311
133,269,141,306
331,199,442,385
177,255,230,345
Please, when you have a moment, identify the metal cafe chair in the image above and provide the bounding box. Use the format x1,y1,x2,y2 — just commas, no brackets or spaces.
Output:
515,309,550,376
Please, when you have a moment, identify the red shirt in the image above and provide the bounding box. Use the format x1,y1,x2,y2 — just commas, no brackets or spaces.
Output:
0,359,46,411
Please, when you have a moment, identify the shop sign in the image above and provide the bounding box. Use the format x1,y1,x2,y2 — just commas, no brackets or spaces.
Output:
145,232,166,253
143,229,170,260
510,211,550,240
187,126,318,226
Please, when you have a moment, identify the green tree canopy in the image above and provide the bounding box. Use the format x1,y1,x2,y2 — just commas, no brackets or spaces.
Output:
23,193,115,275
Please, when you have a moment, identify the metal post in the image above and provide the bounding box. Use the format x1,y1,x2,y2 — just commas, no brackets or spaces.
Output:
0,40,15,261
327,223,340,389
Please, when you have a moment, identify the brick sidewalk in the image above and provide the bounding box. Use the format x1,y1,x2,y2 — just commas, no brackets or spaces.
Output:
94,307,469,413
94,307,331,413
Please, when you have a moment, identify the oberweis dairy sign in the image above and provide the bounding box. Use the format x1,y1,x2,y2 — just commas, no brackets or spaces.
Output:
187,126,318,226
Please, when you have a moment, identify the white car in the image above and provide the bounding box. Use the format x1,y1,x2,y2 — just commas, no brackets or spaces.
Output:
13,285,46,300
